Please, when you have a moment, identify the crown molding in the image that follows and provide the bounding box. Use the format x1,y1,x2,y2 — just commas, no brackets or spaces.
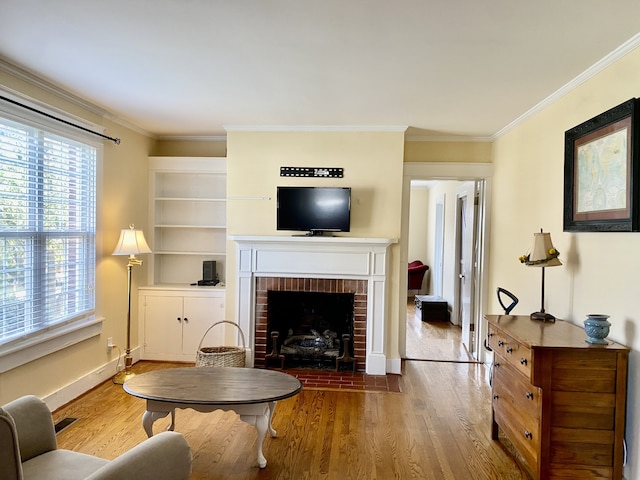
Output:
0,57,155,139
224,125,408,133
493,32,640,140
405,135,493,143
157,135,227,142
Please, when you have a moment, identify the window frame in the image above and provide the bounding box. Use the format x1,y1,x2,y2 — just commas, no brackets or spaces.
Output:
0,89,103,373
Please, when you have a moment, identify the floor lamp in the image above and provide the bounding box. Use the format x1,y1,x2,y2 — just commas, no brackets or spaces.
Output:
112,225,151,384
519,229,561,322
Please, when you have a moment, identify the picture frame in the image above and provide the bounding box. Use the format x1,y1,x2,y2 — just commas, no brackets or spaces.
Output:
563,98,640,232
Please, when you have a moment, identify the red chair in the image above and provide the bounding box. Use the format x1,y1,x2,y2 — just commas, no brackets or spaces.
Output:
408,260,429,292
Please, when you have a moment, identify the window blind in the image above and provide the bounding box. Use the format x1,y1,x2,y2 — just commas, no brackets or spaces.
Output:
0,115,96,344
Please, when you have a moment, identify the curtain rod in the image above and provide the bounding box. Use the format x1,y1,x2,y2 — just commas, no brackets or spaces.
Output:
0,94,121,145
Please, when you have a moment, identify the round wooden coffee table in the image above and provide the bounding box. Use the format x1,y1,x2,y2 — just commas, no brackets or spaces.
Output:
124,366,302,468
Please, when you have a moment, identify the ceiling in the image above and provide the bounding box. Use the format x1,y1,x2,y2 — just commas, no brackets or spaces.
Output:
1,1,639,140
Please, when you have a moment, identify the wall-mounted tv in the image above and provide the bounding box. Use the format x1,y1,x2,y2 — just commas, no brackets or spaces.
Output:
277,186,351,236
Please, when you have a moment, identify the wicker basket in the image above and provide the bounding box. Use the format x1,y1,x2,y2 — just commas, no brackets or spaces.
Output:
196,320,246,368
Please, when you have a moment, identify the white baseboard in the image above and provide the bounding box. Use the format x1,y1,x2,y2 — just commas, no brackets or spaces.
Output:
43,346,140,411
386,357,402,375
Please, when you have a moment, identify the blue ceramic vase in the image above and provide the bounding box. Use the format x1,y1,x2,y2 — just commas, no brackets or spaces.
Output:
583,314,611,344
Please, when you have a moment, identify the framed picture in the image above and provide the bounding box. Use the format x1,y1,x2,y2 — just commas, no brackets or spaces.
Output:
564,98,640,232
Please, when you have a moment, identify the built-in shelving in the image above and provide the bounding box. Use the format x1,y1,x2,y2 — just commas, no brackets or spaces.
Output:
148,157,227,286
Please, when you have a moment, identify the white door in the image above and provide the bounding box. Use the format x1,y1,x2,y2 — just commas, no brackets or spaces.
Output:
182,296,225,355
455,183,477,354
433,195,445,298
142,295,184,356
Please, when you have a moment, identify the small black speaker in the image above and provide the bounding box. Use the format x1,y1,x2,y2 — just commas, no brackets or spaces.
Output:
203,261,216,282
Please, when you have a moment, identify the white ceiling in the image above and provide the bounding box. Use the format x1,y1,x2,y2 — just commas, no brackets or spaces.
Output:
1,1,639,140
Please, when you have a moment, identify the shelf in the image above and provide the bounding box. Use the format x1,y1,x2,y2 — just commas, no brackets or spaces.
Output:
154,251,227,256
155,197,226,202
155,225,226,229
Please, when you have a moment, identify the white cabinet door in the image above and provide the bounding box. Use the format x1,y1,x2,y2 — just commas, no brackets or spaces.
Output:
182,296,225,355
142,295,184,356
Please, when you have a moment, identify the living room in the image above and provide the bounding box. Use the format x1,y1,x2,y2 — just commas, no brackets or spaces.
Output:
2,3,640,479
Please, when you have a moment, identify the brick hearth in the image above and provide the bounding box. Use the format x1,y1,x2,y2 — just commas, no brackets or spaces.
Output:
254,277,368,371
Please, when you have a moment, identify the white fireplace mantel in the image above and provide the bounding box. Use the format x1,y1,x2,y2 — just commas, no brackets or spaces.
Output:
231,235,397,375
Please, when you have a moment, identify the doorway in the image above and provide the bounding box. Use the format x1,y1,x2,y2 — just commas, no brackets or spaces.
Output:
400,162,492,365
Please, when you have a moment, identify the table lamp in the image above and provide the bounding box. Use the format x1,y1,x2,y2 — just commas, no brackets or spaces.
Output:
519,229,561,322
112,225,151,384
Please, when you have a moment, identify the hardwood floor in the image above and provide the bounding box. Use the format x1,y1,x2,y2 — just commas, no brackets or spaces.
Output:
53,357,529,479
405,298,476,362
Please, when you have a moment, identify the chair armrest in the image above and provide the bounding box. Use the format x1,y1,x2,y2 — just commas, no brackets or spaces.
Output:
86,431,192,480
0,411,22,480
2,395,57,462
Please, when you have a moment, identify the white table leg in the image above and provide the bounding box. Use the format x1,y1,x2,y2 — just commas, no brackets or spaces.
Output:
142,409,174,437
268,401,277,437
240,408,270,468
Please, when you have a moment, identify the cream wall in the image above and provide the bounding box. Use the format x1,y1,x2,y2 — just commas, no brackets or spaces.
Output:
404,140,492,163
408,185,429,266
153,139,226,157
489,46,640,480
0,71,154,407
225,130,406,364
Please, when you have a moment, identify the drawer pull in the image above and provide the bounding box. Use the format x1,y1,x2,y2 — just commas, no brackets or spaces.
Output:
494,363,500,368
498,340,504,347
520,358,527,366
506,346,513,354
525,391,534,400
524,430,533,440
493,394,499,400
488,332,494,337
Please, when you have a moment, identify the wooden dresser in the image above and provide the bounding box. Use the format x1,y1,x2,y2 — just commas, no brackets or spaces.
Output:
486,315,629,479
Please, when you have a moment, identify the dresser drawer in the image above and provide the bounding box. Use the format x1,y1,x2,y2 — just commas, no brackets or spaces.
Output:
494,401,539,473
488,325,532,378
493,362,541,422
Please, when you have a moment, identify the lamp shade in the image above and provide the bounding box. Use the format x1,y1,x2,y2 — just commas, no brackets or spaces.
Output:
112,226,151,256
524,231,561,267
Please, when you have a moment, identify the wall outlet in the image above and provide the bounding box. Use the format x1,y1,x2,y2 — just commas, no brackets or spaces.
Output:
107,337,113,351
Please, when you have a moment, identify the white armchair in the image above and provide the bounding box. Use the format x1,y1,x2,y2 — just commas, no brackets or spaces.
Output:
0,395,192,480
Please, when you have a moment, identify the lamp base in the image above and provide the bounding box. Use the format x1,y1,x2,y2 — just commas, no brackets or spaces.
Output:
113,369,135,385
531,311,556,322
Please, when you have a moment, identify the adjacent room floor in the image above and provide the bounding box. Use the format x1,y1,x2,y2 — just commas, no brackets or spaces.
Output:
405,298,477,363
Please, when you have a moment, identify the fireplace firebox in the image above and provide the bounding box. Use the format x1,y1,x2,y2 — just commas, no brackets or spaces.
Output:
267,291,354,369
254,276,367,372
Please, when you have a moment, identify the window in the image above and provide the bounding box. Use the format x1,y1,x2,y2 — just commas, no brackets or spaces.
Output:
0,112,97,354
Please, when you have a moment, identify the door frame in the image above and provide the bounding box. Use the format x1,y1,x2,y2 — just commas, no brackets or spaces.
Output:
400,162,493,364
454,182,478,355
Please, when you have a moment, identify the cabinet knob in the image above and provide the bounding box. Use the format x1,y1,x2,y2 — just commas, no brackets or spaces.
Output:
488,332,494,337
177,317,182,322
520,357,527,366
525,391,534,400
494,363,500,368
506,346,513,354
524,430,533,440
498,340,504,347
184,317,189,323
493,394,499,400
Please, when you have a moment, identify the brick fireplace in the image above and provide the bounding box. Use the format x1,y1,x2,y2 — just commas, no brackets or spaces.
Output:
255,277,367,371
231,236,396,375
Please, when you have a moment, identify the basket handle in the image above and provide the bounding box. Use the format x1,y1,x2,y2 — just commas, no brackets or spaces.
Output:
197,320,246,351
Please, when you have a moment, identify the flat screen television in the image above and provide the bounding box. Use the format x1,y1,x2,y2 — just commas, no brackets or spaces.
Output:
277,186,351,236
